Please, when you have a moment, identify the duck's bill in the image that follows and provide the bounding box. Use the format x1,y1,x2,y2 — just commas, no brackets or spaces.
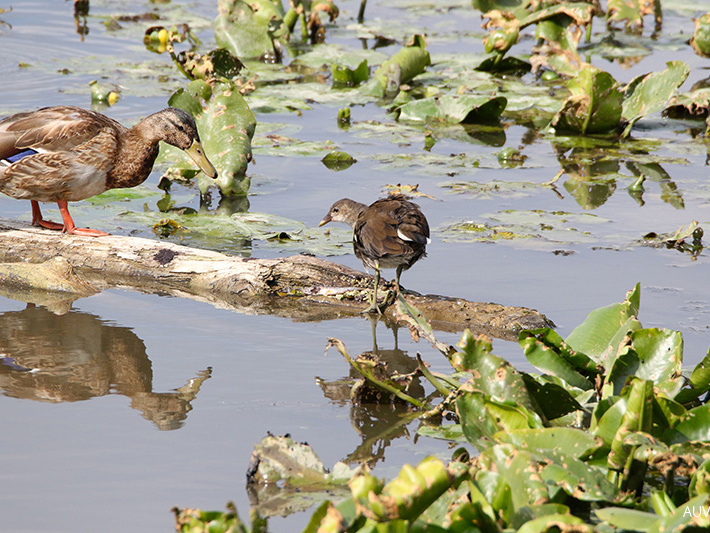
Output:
185,140,217,178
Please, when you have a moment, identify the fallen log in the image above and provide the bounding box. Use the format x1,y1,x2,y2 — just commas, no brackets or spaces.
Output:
0,218,553,340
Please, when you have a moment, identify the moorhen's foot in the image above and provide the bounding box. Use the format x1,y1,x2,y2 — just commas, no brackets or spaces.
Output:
360,290,396,315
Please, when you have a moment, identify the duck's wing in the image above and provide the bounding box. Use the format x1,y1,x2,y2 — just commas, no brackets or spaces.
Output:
0,129,117,202
0,106,120,159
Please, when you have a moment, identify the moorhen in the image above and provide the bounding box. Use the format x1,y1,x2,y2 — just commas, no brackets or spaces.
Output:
319,194,430,313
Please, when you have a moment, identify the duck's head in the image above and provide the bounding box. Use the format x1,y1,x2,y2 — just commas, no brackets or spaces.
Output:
149,108,217,179
319,198,365,228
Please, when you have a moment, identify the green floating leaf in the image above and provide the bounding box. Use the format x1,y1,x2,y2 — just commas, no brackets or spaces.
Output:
495,427,601,459
509,504,572,531
366,34,431,97
453,330,538,410
332,60,369,87
321,150,356,171
477,445,550,513
416,424,467,443
592,396,627,445
476,55,531,74
516,513,585,533
665,88,710,120
621,61,690,138
684,349,710,402
551,66,623,134
692,13,710,58
174,502,256,533
457,389,544,450
643,221,700,249
649,494,710,531
663,404,710,445
565,283,641,368
519,328,594,391
214,0,279,60
595,506,660,531
249,433,328,485
364,456,454,522
167,79,255,197
607,378,653,473
522,375,585,421
606,328,683,396
396,94,507,124
541,452,620,503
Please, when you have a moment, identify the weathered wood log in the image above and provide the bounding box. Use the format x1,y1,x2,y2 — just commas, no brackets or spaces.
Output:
0,218,553,339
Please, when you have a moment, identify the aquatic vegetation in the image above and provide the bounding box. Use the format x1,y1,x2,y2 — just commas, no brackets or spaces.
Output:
178,285,710,531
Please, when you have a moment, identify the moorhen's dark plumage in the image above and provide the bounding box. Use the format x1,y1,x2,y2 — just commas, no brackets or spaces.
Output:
0,105,217,236
319,194,430,313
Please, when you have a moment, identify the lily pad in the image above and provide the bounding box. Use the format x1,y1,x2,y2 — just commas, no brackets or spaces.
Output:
321,150,357,171
396,94,507,124
663,404,710,444
621,60,690,138
332,60,369,87
440,209,606,250
214,0,279,61
691,13,710,58
551,66,623,134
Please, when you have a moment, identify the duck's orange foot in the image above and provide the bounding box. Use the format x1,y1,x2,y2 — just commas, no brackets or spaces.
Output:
33,218,65,231
30,200,109,237
66,226,110,237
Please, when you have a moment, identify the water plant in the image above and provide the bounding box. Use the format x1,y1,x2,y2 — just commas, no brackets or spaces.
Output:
175,284,710,531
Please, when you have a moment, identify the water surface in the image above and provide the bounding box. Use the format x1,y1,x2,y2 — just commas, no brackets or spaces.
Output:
2,1,710,531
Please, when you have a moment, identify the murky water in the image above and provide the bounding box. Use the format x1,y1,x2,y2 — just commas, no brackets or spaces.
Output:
3,0,710,530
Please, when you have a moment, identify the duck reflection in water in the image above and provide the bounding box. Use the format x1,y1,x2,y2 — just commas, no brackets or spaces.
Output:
0,304,210,430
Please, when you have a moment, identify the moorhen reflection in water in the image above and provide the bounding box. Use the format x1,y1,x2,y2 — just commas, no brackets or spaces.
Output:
317,316,425,466
319,194,430,314
0,304,210,430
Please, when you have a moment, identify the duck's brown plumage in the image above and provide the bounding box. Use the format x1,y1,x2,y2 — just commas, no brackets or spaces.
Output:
319,194,430,312
0,105,217,236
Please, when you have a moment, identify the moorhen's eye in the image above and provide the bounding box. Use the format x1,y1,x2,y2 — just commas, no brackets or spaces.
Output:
333,208,339,213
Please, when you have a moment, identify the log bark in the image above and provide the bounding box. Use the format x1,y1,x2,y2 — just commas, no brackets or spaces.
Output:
0,219,553,340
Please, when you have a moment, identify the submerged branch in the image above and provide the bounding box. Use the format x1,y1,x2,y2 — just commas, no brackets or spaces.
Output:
0,219,552,338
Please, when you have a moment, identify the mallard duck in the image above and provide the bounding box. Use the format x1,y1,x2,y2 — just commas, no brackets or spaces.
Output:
0,105,217,236
319,194,430,313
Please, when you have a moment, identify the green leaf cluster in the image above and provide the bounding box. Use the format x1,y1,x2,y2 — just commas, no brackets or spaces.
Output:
180,285,710,531
163,79,256,197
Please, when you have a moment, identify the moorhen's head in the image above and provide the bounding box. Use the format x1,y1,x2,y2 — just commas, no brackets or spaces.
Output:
318,198,366,228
